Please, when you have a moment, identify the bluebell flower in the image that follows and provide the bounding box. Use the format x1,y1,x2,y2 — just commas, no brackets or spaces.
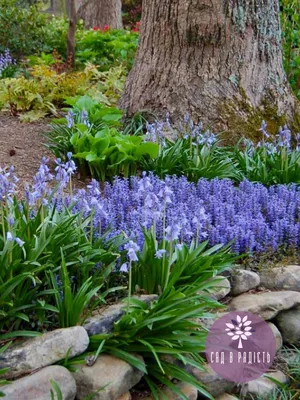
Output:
15,237,25,247
6,231,13,241
259,120,270,138
124,240,140,262
81,110,91,128
155,249,167,259
165,224,181,241
66,110,75,129
7,215,14,226
120,263,128,272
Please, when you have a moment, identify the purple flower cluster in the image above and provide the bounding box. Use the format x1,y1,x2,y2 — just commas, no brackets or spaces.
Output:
1,157,300,255
0,49,14,77
65,109,91,129
0,166,18,202
69,174,300,254
145,113,217,147
255,120,299,153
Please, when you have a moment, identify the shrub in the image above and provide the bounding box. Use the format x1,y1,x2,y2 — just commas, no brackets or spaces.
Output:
281,0,300,97
122,0,142,29
76,28,138,71
0,65,126,121
0,0,48,56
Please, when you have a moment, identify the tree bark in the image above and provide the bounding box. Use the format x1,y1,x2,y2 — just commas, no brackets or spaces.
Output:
120,0,298,134
76,0,123,29
67,0,77,68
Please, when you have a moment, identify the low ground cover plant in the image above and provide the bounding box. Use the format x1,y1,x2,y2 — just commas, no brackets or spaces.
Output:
0,157,237,398
47,109,300,185
0,156,299,398
0,65,126,121
47,96,158,180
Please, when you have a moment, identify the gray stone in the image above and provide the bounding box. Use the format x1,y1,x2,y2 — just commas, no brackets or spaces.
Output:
73,354,144,400
84,295,157,336
1,366,76,400
191,364,235,397
215,395,239,400
163,382,197,400
0,326,89,379
276,305,300,345
259,265,300,291
230,270,260,296
117,393,131,400
267,322,283,352
198,312,229,330
142,382,198,400
277,348,300,366
206,277,231,301
228,291,300,320
240,371,288,398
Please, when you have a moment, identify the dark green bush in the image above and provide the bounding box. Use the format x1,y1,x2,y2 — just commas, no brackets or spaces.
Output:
0,0,49,56
281,0,300,97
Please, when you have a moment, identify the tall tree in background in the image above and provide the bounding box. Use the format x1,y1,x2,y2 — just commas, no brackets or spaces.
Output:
67,0,76,67
76,0,123,29
121,0,298,134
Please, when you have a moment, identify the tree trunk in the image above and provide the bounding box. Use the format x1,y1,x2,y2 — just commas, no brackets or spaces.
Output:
67,0,77,68
120,0,298,135
76,0,123,29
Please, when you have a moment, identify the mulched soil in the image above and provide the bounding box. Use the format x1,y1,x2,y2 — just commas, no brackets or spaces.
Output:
0,112,90,192
0,112,54,188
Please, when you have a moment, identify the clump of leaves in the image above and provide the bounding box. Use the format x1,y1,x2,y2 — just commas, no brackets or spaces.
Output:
76,28,138,72
0,64,126,121
0,0,49,56
67,281,224,399
0,195,123,332
46,96,158,181
131,228,236,295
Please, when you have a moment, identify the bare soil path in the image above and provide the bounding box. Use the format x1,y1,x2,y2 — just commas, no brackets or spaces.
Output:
0,113,54,187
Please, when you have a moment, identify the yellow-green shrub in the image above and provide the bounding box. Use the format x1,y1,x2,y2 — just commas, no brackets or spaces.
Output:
0,64,126,121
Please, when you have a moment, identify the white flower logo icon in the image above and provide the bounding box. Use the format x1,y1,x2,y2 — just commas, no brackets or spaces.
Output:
225,315,253,349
